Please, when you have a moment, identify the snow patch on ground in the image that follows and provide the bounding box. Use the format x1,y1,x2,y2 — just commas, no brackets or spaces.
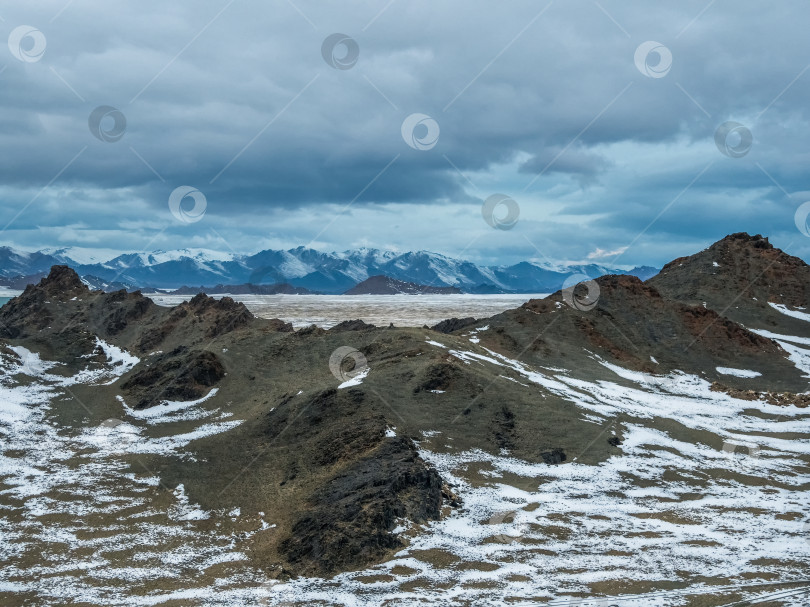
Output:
2,337,809,605
425,339,447,348
338,366,370,389
121,388,220,423
769,302,810,322
751,329,810,376
716,366,761,378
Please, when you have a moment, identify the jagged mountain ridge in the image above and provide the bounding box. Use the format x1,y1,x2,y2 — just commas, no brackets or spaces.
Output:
0,244,657,293
344,275,462,295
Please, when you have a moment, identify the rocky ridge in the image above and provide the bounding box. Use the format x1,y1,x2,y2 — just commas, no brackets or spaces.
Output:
0,234,808,579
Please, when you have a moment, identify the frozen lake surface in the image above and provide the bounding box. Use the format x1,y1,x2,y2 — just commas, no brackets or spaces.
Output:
149,293,548,328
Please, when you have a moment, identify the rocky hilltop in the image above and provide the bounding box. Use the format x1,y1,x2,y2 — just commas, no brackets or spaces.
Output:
648,232,810,337
344,275,462,295
0,233,808,581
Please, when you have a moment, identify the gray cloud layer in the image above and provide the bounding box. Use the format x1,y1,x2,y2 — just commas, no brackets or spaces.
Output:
1,0,809,267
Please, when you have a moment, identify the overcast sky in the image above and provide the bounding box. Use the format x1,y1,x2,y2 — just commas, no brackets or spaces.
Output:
1,0,809,268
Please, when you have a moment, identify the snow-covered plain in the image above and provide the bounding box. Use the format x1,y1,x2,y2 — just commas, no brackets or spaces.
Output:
150,293,548,329
1,330,809,605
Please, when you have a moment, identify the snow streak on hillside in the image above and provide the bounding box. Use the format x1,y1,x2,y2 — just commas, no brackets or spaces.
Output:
1,334,808,606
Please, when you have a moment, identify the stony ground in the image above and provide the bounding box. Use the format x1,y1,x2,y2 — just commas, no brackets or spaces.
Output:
1,233,809,605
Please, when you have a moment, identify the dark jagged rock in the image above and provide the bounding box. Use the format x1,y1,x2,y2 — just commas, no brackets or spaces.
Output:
135,293,256,351
541,447,567,464
430,316,478,333
262,318,294,333
2,233,809,580
35,265,90,300
493,404,516,450
295,324,326,337
414,359,466,394
279,436,443,576
122,348,225,409
648,232,810,334
97,290,155,336
0,266,90,338
329,319,376,332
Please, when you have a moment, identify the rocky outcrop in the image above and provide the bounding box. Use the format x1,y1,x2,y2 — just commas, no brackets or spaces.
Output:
122,347,226,409
430,316,477,333
709,382,810,407
279,436,443,575
345,275,462,295
0,266,90,338
329,319,376,332
477,271,797,387
1,232,809,581
648,232,810,333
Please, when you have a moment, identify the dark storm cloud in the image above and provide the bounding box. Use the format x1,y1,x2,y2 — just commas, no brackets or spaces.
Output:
0,0,809,265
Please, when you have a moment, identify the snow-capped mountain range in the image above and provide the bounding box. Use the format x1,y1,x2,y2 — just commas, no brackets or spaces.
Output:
0,245,658,294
